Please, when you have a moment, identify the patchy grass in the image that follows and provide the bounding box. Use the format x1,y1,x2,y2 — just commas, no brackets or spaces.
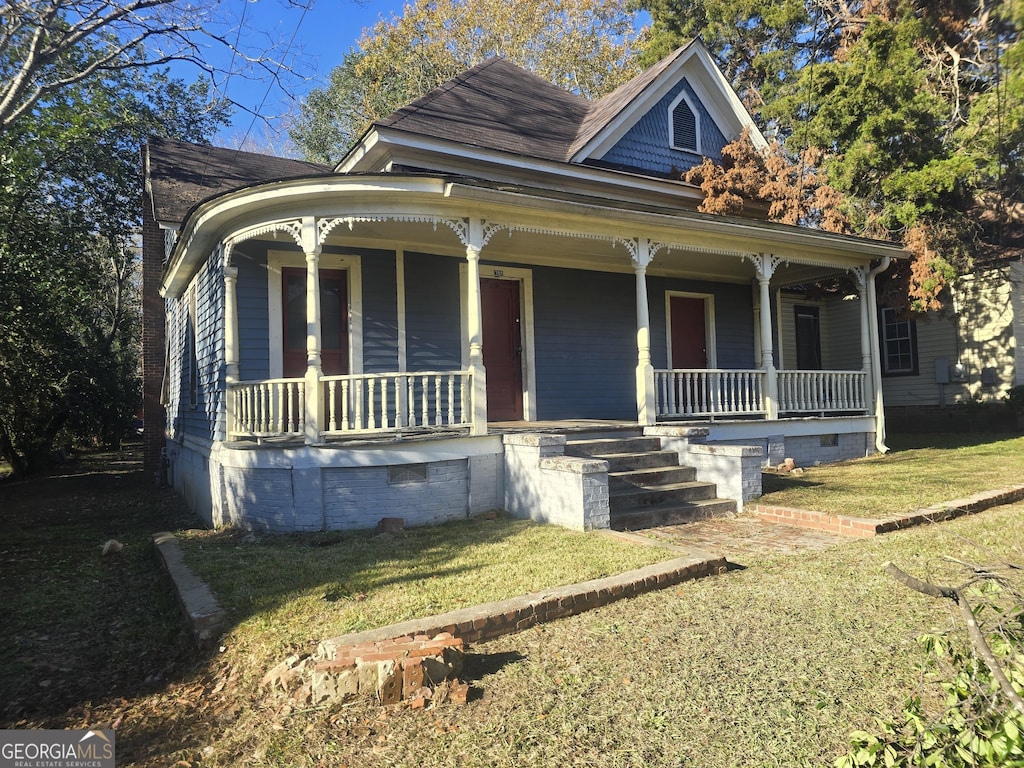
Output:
5,434,1024,767
178,518,674,662
760,432,1024,517
180,503,1024,768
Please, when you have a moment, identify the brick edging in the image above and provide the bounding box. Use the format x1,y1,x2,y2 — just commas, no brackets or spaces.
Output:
152,531,226,647
753,484,1024,538
319,552,726,660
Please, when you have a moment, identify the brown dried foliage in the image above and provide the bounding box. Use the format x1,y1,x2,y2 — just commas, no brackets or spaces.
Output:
685,130,851,234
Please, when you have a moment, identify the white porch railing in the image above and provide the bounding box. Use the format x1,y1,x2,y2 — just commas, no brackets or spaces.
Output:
656,369,767,418
229,378,305,437
777,370,867,413
322,370,473,436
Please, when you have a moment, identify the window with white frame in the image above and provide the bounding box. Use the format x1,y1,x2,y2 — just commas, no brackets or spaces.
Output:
879,307,918,376
669,92,700,153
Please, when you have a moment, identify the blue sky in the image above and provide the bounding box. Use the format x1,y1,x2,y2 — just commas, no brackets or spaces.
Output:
179,0,649,154
178,0,409,152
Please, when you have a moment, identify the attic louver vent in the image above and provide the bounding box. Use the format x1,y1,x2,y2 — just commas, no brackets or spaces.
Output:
672,99,698,152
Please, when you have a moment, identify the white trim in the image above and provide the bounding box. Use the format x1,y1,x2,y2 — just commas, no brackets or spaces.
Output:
460,263,537,420
668,89,702,154
212,434,505,470
267,249,363,378
665,291,717,368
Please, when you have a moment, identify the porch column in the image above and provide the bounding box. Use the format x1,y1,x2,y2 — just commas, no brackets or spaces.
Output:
752,254,779,420
465,220,488,435
223,262,239,440
301,216,324,444
853,267,875,414
632,241,656,425
865,257,892,453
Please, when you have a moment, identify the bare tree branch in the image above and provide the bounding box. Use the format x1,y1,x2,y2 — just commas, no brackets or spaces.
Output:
884,560,1024,717
0,0,315,133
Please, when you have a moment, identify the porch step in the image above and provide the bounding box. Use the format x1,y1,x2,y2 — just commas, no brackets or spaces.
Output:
566,435,737,531
610,480,718,507
565,437,663,457
608,465,698,492
589,450,686,473
610,498,738,531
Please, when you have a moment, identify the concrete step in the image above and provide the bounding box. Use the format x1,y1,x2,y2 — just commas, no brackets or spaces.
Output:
565,436,663,457
610,498,738,531
608,465,698,492
610,480,719,509
575,450,682,472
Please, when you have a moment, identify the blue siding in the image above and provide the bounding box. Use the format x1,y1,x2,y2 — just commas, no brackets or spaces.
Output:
405,252,462,370
600,80,728,176
359,248,399,373
234,246,270,381
176,246,225,442
232,242,401,378
647,278,757,369
532,266,637,420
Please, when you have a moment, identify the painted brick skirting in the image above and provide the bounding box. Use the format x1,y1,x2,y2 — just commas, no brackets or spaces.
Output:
754,484,1024,538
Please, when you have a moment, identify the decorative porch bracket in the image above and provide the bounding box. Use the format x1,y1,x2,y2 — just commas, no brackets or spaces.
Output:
744,252,783,420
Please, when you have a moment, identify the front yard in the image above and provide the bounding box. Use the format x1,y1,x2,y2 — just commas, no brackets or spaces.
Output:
759,432,1024,517
2,434,1022,766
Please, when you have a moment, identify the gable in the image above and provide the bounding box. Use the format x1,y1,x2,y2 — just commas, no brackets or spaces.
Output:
571,41,766,173
594,79,727,177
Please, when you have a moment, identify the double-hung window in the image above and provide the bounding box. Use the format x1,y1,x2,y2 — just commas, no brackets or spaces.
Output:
880,307,918,376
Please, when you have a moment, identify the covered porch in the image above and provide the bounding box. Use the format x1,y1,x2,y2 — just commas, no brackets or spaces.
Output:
196,179,894,453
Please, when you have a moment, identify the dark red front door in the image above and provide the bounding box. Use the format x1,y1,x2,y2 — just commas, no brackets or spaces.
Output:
670,296,708,368
481,278,523,421
282,267,349,377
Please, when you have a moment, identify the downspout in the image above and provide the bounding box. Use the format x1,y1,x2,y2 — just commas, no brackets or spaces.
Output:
866,256,891,454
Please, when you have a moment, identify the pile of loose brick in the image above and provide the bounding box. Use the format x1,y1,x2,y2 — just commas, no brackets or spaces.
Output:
263,632,468,708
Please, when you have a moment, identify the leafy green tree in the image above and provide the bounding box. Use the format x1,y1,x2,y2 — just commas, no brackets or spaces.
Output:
290,0,647,164
0,45,229,478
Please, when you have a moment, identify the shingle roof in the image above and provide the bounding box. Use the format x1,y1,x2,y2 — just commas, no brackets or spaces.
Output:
377,58,593,162
146,135,329,225
375,44,697,165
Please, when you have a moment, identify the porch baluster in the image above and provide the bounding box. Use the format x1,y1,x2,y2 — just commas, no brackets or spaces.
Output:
447,374,455,425
340,379,350,431
380,377,389,429
434,375,442,426
327,380,337,432
367,378,376,430
354,379,362,431
407,376,416,427
421,377,429,426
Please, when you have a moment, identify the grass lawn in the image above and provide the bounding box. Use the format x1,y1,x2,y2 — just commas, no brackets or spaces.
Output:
2,434,1023,767
177,519,674,660
759,432,1024,517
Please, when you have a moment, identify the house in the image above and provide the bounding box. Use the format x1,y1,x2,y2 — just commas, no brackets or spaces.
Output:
141,40,907,533
870,254,1024,431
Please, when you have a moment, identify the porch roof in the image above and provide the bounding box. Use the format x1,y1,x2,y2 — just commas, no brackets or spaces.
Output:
161,170,908,299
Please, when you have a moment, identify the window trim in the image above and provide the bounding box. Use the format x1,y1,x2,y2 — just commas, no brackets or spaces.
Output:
267,249,363,378
668,90,702,154
879,307,919,377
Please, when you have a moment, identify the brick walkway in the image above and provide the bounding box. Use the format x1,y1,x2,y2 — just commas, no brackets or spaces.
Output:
642,516,847,561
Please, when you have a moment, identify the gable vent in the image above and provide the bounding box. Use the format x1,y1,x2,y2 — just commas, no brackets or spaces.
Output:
671,98,698,152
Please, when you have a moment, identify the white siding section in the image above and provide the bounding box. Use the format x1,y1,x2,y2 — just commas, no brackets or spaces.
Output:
959,266,1016,401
